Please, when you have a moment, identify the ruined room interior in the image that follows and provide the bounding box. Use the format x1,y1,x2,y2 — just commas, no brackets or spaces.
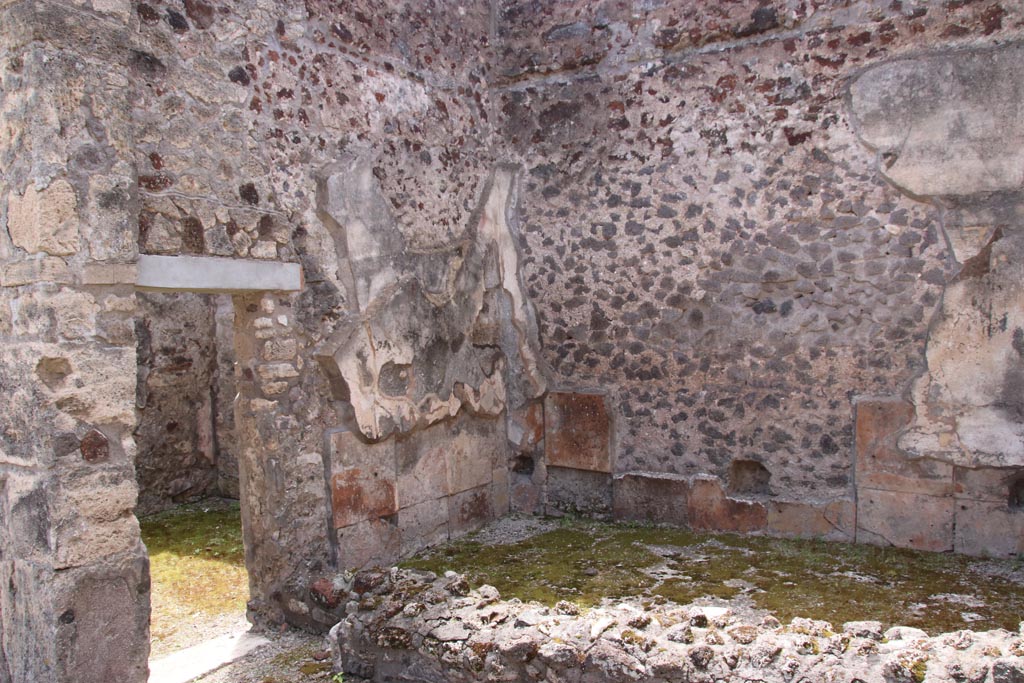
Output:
3,0,1024,681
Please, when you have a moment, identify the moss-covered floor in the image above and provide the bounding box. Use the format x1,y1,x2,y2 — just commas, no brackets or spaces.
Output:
140,499,250,658
403,518,1024,634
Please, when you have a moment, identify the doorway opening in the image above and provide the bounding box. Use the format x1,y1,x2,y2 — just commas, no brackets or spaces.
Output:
132,291,249,659
139,499,248,659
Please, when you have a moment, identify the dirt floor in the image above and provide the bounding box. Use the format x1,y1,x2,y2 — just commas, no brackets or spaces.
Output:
140,499,251,658
404,516,1024,635
189,629,332,683
140,500,331,682
140,507,1024,681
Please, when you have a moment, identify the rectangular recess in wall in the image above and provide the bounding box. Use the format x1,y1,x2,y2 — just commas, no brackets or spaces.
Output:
136,254,303,293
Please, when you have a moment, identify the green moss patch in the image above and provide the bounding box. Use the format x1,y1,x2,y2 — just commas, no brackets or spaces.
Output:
140,499,248,650
402,519,1024,634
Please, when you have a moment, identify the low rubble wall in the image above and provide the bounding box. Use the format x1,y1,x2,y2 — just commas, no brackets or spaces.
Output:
331,568,1024,683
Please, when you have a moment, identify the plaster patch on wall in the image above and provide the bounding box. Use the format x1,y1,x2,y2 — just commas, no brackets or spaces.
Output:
315,159,545,442
849,42,1024,198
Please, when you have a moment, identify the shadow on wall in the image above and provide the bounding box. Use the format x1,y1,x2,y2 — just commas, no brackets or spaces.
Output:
134,292,239,515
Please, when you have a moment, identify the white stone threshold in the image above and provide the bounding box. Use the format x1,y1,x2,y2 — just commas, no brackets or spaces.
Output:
148,630,271,683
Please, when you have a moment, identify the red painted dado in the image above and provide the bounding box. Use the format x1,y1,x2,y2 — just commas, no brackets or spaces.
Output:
545,391,612,473
330,469,398,529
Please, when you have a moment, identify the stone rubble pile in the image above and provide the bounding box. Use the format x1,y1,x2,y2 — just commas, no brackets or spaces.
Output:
330,568,1024,683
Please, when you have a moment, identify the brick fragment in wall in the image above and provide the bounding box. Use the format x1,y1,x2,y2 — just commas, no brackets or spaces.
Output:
79,430,109,463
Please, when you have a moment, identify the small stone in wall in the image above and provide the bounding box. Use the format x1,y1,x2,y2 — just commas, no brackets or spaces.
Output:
7,180,80,256
238,183,259,205
262,338,297,361
80,429,110,463
310,577,347,609
183,0,214,29
250,241,278,259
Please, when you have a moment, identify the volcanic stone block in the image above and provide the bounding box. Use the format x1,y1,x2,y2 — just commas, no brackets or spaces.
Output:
328,429,398,530
6,179,80,256
0,257,72,287
448,485,492,537
544,391,612,473
854,398,961,552
2,474,51,560
396,430,449,509
546,466,611,515
54,518,140,571
445,423,499,495
511,472,543,515
766,499,855,541
54,562,151,683
857,489,954,552
612,472,689,526
398,498,449,557
491,467,510,517
686,477,767,533
336,518,401,570
954,500,1024,557
954,465,1023,503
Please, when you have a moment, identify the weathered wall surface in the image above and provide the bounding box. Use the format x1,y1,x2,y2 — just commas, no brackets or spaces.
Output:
126,0,510,628
491,0,1024,547
0,2,150,681
134,291,237,513
213,295,239,497
135,291,230,514
848,41,1024,555
7,1,1024,679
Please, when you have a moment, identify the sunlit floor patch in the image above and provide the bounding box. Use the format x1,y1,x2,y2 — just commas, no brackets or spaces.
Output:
402,517,1024,634
140,499,250,659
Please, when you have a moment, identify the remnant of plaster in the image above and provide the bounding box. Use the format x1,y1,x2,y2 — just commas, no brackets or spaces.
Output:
477,167,547,406
849,42,1024,197
899,232,1024,467
850,44,1024,469
315,159,545,442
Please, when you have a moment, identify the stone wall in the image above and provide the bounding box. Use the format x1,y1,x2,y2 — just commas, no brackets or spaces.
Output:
490,0,1024,553
6,1,1024,681
847,42,1024,555
125,0,523,629
0,2,150,681
135,291,238,514
331,567,1024,683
